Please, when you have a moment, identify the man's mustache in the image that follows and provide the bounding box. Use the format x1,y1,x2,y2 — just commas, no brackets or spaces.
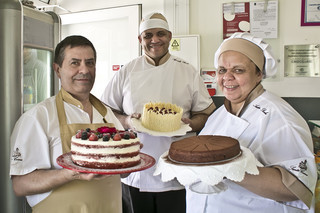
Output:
73,74,92,80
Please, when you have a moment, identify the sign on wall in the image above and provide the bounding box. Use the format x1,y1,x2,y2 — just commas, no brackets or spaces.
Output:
223,1,278,39
284,44,320,77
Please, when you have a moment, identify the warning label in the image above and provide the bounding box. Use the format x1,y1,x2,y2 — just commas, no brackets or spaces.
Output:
170,39,180,51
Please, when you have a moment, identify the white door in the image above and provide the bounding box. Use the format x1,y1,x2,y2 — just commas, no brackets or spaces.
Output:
60,5,141,98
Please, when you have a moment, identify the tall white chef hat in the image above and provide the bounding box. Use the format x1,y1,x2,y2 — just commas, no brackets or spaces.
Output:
214,32,277,78
139,12,170,34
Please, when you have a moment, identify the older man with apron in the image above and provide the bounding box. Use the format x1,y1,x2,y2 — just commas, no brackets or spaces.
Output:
10,36,123,212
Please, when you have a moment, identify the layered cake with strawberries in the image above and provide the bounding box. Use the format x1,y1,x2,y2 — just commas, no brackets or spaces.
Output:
141,102,183,132
71,126,141,169
168,135,241,164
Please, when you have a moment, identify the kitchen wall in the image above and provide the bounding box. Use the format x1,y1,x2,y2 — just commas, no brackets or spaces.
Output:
187,0,320,121
189,0,320,98
46,0,320,118
51,0,320,98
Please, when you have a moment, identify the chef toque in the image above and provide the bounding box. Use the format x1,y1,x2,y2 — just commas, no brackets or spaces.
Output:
214,32,277,78
139,12,170,34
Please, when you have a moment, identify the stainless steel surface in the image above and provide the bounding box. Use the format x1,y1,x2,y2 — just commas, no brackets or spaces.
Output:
1,1,60,212
23,6,60,106
0,0,25,212
46,11,61,94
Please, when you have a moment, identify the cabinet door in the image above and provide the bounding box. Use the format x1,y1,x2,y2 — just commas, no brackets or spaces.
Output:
60,5,141,98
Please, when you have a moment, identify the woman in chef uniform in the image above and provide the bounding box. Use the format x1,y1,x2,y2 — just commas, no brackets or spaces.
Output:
10,36,124,212
186,32,317,213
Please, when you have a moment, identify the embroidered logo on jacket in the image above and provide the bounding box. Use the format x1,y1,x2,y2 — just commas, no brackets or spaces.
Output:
173,58,189,65
253,104,269,115
12,148,22,161
290,160,308,176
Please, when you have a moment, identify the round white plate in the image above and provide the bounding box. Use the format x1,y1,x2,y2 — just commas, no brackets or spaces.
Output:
131,118,191,137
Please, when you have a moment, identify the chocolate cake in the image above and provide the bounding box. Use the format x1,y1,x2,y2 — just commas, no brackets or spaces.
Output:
168,135,241,163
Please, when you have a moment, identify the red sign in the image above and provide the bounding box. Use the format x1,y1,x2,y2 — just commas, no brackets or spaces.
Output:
201,70,217,96
112,65,120,71
223,2,250,39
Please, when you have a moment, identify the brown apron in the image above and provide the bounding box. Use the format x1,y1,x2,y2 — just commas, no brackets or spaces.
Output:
32,89,122,213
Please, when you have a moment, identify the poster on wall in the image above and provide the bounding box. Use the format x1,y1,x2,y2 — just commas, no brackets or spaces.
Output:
250,1,278,38
301,0,320,26
223,2,250,39
223,1,278,39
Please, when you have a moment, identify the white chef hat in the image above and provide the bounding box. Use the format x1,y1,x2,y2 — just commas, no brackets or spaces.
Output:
139,12,170,34
214,32,277,78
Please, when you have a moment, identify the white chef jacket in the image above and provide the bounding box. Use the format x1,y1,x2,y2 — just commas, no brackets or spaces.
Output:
186,90,317,213
101,54,213,192
9,95,123,207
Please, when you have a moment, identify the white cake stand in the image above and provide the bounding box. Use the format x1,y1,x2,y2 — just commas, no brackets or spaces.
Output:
153,146,263,194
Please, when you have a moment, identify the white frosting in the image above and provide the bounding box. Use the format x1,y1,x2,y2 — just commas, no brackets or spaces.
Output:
71,136,139,146
141,102,183,132
71,136,141,164
72,155,141,163
71,142,140,155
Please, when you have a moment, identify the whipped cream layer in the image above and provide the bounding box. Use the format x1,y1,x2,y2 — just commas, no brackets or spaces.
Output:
71,136,140,155
141,102,183,132
71,154,141,164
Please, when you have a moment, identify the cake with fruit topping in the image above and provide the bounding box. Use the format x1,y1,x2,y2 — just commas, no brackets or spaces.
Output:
71,126,141,169
141,102,183,132
168,135,241,164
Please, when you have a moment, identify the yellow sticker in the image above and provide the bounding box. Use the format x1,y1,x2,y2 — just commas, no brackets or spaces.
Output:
170,39,180,51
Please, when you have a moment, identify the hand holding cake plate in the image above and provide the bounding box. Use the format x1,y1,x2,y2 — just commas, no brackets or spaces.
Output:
132,102,191,137
57,152,155,175
131,118,192,137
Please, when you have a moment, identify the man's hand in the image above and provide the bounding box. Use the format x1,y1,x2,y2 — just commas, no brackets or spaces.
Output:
181,117,191,125
112,111,141,130
131,113,141,119
70,170,110,181
181,114,209,132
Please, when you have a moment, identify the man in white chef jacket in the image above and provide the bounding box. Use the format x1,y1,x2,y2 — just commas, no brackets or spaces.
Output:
101,12,216,213
186,32,317,213
10,35,124,213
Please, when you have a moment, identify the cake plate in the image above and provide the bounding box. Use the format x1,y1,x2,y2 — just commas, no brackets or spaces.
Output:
153,146,263,194
131,118,192,137
57,152,155,175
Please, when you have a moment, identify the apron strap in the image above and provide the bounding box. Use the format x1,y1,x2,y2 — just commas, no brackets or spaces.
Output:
55,88,108,127
55,88,111,153
33,89,122,213
56,90,67,135
89,94,108,120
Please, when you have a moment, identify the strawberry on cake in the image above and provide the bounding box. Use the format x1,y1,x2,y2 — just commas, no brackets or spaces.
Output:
71,127,141,169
